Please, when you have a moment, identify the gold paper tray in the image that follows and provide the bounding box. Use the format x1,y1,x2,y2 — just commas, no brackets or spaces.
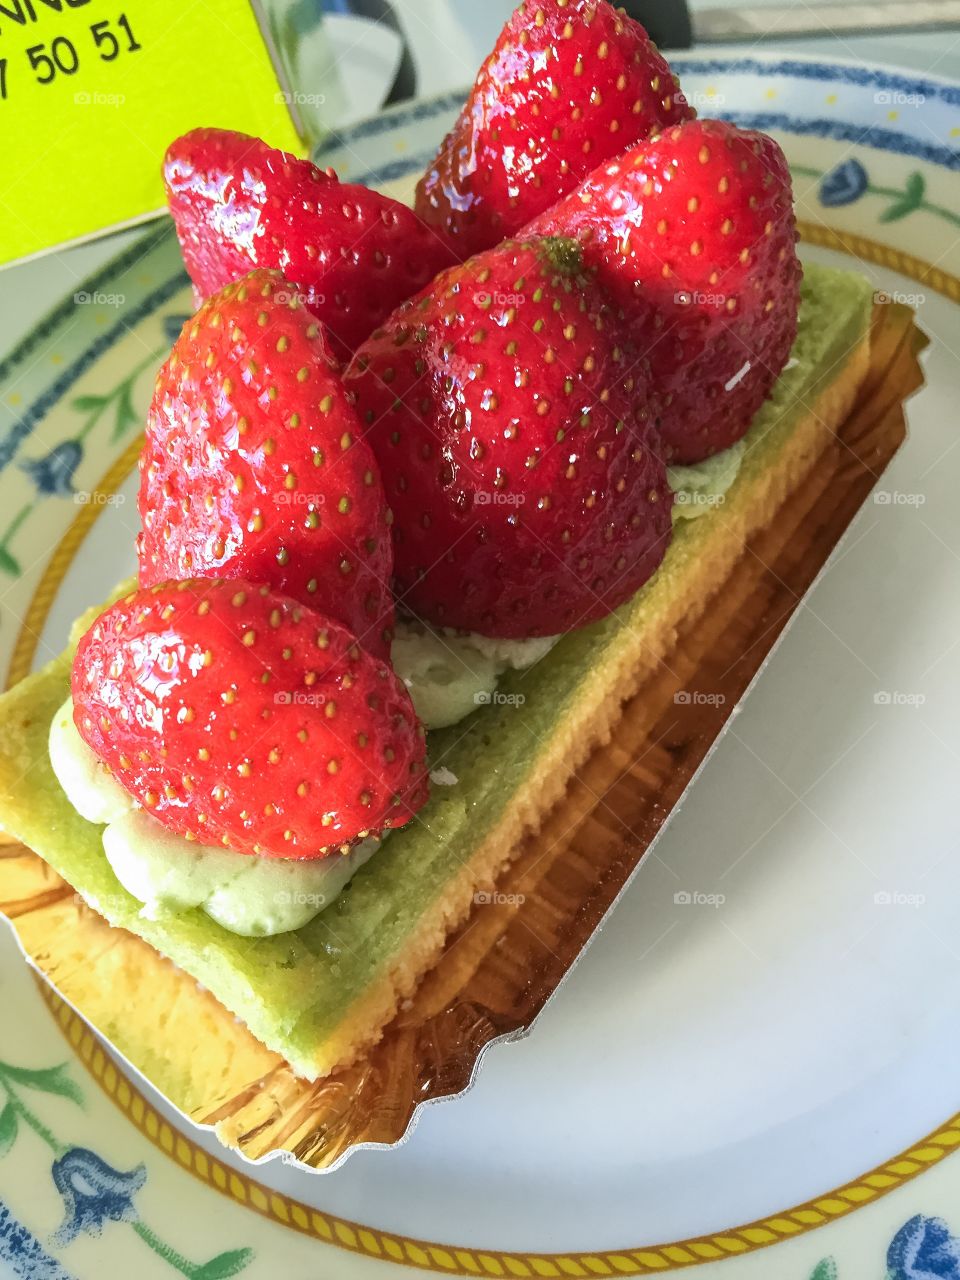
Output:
0,301,927,1171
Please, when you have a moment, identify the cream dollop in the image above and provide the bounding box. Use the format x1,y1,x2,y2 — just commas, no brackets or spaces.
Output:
48,699,379,936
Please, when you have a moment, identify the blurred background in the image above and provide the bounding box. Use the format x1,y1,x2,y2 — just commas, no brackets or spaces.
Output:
296,0,960,131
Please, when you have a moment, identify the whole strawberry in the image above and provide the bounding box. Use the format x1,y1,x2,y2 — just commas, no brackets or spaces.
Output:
346,237,673,638
165,128,457,362
137,270,394,657
526,118,802,463
414,0,694,258
72,581,428,857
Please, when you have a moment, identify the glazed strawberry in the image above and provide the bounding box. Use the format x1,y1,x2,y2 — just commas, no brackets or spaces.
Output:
526,118,802,463
72,581,428,857
414,0,694,258
137,270,394,657
164,128,456,362
346,237,673,638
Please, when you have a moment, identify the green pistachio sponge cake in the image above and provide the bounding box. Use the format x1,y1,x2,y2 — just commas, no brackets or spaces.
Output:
0,265,874,1079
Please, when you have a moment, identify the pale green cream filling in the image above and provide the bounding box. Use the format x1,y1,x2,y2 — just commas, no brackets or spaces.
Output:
49,700,382,937
668,440,746,520
48,623,553,936
394,623,558,728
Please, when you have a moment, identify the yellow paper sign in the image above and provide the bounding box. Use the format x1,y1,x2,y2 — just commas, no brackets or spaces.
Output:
0,0,303,267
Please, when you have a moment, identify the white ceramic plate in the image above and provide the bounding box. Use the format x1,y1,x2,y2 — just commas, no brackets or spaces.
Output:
1,52,960,1280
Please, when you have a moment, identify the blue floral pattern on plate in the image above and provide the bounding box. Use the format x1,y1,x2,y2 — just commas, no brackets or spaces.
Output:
819,159,869,206
0,1055,254,1279
51,1148,146,1245
889,1215,960,1280
19,442,84,499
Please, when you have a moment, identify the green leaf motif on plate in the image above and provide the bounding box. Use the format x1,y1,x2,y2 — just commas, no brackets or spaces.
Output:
113,380,140,442
70,394,110,413
0,544,22,577
69,344,164,446
0,1060,85,1107
808,1259,838,1280
880,171,928,223
191,1248,257,1280
880,199,920,223
0,1102,17,1157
